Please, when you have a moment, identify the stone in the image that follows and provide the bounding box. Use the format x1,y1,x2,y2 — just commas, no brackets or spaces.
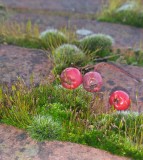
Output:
76,28,93,36
0,44,53,85
0,124,130,160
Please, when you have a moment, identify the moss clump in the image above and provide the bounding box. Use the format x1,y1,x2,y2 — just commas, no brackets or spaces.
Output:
79,33,114,58
27,115,62,141
53,44,86,74
40,29,68,49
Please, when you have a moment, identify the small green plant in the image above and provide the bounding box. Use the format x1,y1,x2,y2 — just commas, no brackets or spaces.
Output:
27,115,62,141
1,81,35,129
79,33,114,58
53,44,87,74
125,49,143,66
46,103,70,121
40,29,68,49
115,48,143,66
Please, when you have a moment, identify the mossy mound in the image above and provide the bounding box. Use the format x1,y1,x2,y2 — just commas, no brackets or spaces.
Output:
79,33,114,58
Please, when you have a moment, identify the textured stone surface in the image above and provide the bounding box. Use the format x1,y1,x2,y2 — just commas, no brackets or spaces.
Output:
0,0,104,13
0,124,130,160
94,62,143,112
0,44,53,85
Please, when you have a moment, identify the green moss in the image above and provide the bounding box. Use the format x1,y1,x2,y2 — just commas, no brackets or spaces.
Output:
53,44,87,74
82,130,143,160
79,33,114,58
27,115,62,141
40,29,68,49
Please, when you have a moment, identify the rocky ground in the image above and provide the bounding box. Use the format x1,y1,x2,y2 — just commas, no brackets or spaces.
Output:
1,0,143,48
0,0,143,159
0,44,53,85
0,124,130,160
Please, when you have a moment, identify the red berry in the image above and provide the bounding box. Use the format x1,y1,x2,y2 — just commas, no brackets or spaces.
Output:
109,90,131,111
60,67,82,89
83,71,103,92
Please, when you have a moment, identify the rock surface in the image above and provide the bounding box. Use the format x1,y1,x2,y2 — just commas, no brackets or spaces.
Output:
0,124,130,160
0,0,104,13
0,44,53,85
94,62,143,112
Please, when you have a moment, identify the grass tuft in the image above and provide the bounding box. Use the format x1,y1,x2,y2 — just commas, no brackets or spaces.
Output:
40,29,68,50
78,33,114,59
27,115,62,141
53,44,87,74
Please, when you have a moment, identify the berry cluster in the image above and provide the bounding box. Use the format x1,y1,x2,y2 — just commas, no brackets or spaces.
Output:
60,67,131,111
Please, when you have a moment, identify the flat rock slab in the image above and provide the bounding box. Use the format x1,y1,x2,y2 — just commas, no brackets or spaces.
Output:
0,44,53,85
0,124,130,160
0,0,103,13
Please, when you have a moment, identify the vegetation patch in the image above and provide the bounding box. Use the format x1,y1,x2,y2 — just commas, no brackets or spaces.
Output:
115,48,143,66
40,29,68,50
27,115,62,141
0,21,69,50
53,44,87,74
1,21,143,66
99,0,143,28
78,33,114,59
0,19,143,160
0,78,143,160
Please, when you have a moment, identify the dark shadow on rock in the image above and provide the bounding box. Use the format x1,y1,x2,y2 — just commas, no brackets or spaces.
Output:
109,86,130,96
